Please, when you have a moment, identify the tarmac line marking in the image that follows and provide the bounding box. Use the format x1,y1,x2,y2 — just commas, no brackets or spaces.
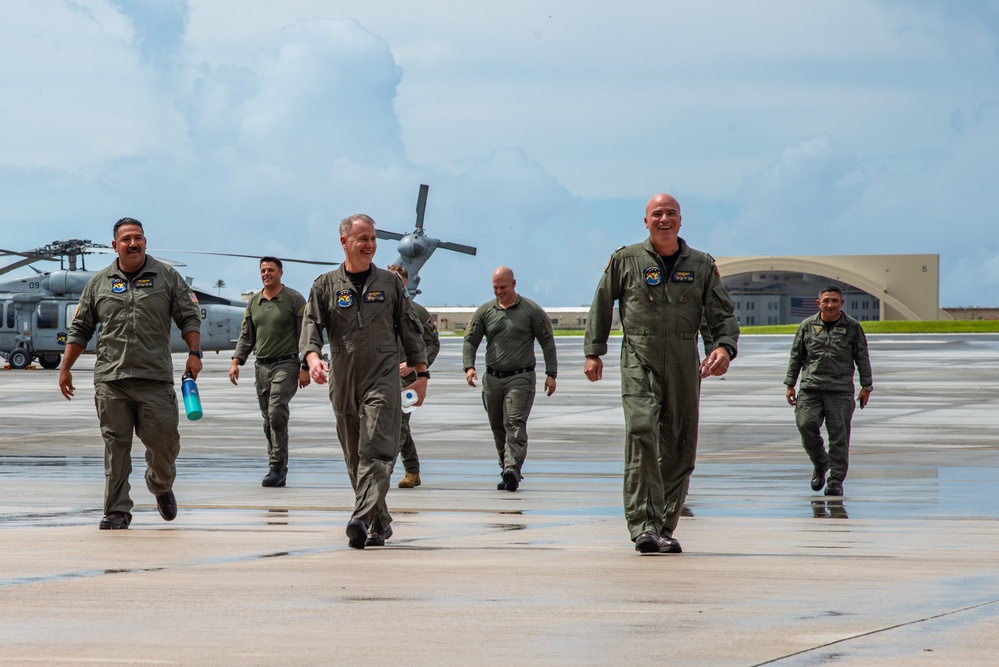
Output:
750,597,999,665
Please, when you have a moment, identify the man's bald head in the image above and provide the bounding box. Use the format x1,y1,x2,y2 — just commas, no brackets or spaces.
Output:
644,193,682,255
491,266,518,308
645,193,680,217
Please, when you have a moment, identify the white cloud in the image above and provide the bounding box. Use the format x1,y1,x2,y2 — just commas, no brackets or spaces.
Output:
2,0,999,309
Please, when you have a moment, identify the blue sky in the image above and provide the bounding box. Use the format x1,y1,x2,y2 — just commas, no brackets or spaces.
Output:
2,1,998,308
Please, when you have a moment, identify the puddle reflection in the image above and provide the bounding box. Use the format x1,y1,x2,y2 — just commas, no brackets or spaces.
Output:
811,500,848,519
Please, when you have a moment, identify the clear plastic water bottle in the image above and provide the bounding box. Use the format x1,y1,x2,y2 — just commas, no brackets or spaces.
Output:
401,388,418,414
182,372,203,421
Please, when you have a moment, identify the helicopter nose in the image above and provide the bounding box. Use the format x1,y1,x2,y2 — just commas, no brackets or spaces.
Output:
398,236,426,259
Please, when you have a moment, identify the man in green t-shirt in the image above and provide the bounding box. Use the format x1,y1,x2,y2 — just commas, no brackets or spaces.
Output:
230,257,310,488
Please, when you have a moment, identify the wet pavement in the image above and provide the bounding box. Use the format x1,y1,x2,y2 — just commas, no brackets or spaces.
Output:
1,335,999,665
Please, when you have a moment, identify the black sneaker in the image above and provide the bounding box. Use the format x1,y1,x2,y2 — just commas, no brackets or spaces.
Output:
99,511,131,530
262,466,287,488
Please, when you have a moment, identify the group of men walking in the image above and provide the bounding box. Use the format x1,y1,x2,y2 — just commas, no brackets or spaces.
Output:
58,194,872,555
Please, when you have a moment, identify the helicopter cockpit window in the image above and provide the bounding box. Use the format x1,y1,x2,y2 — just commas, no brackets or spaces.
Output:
66,303,78,325
37,302,60,329
2,302,12,330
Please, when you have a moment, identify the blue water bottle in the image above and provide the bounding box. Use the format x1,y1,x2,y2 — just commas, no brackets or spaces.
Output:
181,372,203,421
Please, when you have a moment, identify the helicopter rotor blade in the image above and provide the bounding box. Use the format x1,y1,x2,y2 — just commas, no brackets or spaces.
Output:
0,256,58,277
151,249,338,266
415,184,429,231
0,247,59,260
437,241,477,256
375,230,406,241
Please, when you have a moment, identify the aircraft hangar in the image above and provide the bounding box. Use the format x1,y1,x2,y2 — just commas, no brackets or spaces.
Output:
427,253,948,332
716,253,949,324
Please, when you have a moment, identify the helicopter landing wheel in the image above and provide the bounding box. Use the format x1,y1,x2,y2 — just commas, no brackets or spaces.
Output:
7,347,32,369
38,353,61,369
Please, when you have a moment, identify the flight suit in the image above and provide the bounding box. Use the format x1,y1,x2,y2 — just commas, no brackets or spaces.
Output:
398,300,440,474
67,255,201,517
463,296,558,478
300,265,426,533
784,312,873,484
232,287,307,471
584,238,739,541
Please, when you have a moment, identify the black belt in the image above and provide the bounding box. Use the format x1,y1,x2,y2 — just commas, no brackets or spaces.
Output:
486,365,535,378
257,354,299,365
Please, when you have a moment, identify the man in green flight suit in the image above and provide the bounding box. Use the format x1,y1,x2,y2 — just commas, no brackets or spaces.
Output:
229,256,310,488
784,285,873,497
301,214,429,549
59,217,203,530
387,264,440,489
584,194,740,554
463,266,558,492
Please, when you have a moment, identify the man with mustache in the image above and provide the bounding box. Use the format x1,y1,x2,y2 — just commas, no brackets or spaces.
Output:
784,285,873,497
58,217,203,530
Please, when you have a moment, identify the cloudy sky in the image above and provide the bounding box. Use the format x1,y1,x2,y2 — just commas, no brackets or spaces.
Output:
2,0,998,308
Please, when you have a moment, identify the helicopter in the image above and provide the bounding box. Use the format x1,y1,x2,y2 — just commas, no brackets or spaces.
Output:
1,185,476,369
0,239,335,370
376,184,477,295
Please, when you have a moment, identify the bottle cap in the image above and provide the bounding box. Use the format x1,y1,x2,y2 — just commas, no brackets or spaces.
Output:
401,388,418,413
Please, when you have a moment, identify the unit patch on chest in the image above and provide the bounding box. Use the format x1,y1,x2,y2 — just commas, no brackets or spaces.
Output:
336,290,354,308
672,271,695,283
644,267,662,286
364,291,386,302
110,278,128,294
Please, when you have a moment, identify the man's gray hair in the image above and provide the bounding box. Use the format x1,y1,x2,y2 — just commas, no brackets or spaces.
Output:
339,214,376,237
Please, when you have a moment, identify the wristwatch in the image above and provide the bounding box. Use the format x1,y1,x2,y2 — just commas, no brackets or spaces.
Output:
189,350,203,359
416,371,431,379
863,385,873,392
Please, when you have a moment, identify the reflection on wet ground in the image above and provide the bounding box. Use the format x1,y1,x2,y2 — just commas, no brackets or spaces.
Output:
3,456,999,527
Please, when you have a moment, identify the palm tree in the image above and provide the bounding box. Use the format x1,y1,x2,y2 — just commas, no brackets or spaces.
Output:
214,279,226,295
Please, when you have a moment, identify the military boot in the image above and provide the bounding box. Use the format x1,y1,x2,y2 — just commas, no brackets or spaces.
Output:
398,472,421,488
262,465,287,488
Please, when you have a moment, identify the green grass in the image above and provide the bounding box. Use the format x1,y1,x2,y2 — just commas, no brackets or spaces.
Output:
450,320,999,337
744,320,999,334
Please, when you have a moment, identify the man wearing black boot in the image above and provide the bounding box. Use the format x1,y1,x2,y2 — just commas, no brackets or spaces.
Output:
230,257,310,488
59,217,202,529
301,214,429,549
785,286,873,497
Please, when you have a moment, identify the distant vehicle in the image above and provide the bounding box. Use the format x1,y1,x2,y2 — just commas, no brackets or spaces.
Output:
376,184,477,295
0,240,333,370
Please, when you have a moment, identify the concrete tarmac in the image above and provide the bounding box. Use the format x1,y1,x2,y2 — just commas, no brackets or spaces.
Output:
2,335,999,666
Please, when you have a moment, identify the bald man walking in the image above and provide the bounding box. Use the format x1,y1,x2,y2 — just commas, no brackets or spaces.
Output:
584,194,740,554
463,267,558,492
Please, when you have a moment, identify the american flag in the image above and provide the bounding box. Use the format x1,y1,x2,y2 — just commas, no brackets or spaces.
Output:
790,297,818,318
